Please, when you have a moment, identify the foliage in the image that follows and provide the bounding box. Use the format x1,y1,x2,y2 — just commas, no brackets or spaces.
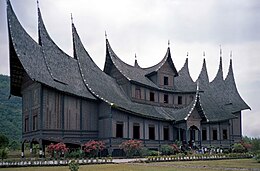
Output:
232,143,246,153
161,145,173,155
83,140,105,158
242,136,260,155
120,139,142,158
161,144,180,155
0,75,22,142
47,142,68,159
0,148,8,161
148,150,160,156
68,160,79,171
65,149,84,159
255,154,260,163
0,134,9,149
8,140,20,150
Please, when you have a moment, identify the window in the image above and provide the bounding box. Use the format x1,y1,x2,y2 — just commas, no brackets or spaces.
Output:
164,76,169,85
33,115,38,131
149,125,155,140
178,96,182,105
163,127,169,140
164,94,169,104
135,87,141,99
116,122,124,138
133,124,140,139
150,92,155,102
213,129,218,140
223,129,228,140
25,117,29,132
202,129,207,141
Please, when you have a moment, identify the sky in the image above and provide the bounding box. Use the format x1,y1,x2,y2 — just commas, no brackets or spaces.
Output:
0,0,259,137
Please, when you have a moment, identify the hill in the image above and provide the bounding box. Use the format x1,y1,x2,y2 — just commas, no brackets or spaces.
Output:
0,74,22,142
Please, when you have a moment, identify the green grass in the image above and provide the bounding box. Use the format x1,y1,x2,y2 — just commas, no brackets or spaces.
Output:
0,159,259,171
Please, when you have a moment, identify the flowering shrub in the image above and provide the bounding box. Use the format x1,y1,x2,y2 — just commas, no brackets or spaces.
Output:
171,144,181,154
47,142,68,159
161,144,180,155
120,139,142,158
232,143,246,153
83,140,105,158
240,140,252,152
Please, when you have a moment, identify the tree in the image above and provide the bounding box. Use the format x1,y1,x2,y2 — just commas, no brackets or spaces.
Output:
0,148,8,161
232,143,246,153
0,134,9,149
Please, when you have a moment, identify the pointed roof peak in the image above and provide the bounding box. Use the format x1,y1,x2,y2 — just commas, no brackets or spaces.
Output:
211,55,224,84
197,58,209,85
220,44,222,57
185,57,188,63
134,53,141,68
70,13,74,24
37,0,39,9
105,31,108,40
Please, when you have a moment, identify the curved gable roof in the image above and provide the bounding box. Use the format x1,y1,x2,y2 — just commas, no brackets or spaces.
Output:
7,0,96,100
174,58,196,92
104,39,159,88
224,59,251,112
144,47,178,77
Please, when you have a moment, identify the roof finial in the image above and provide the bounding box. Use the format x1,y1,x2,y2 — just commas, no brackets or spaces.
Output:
37,0,39,8
168,40,170,47
220,44,222,57
70,13,73,24
105,31,107,39
203,51,205,57
230,51,232,60
135,53,137,60
187,52,189,57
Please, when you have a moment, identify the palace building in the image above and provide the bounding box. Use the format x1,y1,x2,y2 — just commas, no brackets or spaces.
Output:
6,0,250,156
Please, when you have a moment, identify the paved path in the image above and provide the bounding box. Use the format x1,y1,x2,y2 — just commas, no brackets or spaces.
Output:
112,158,147,163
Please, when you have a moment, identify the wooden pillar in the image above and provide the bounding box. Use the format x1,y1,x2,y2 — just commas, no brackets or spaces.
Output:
158,121,161,145
127,115,130,138
198,130,202,147
29,141,33,158
143,119,145,143
178,128,181,141
40,86,44,130
21,142,25,158
80,99,83,137
39,140,43,158
61,94,65,136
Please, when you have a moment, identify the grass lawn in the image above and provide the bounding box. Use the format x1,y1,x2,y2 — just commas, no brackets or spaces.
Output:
0,159,259,171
